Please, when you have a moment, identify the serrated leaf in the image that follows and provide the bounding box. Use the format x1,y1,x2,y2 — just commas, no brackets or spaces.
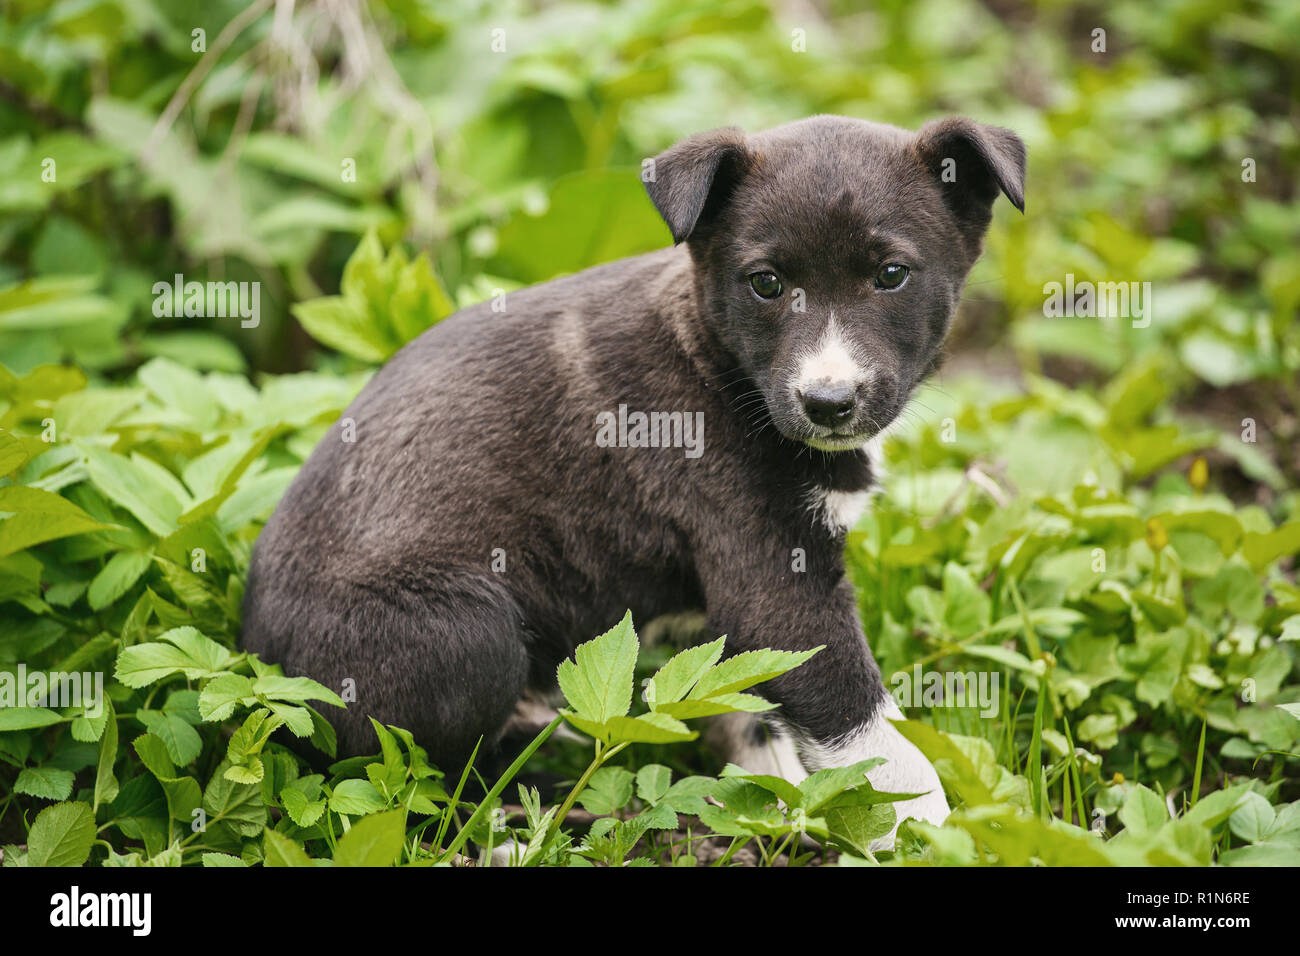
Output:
93,697,119,810
281,788,327,828
330,779,387,815
252,674,345,708
198,672,255,722
635,764,672,805
556,611,638,726
688,646,821,700
114,626,233,687
15,766,75,801
653,692,776,720
578,767,635,815
87,550,151,611
648,637,725,704
26,801,96,867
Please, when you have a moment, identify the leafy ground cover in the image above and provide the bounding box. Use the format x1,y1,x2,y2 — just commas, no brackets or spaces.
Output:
0,0,1297,865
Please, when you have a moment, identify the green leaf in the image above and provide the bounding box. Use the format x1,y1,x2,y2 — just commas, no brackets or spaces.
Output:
798,760,891,814
0,707,63,731
198,673,256,722
577,767,635,815
15,766,76,801
688,646,821,699
252,674,345,708
653,692,775,720
556,611,638,726
1242,522,1300,570
82,447,183,536
635,764,672,805
0,485,112,558
281,788,327,828
330,779,387,816
114,626,234,687
1119,785,1169,835
562,711,697,745
333,809,405,867
26,802,96,867
138,709,203,766
203,769,267,837
647,637,725,704
93,697,119,810
264,829,316,867
823,794,897,856
87,550,152,610
291,296,391,363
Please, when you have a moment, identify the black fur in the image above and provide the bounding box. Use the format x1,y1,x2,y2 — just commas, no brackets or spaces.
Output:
242,115,1026,770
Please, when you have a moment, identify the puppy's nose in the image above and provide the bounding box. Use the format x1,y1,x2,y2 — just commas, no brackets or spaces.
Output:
801,383,856,427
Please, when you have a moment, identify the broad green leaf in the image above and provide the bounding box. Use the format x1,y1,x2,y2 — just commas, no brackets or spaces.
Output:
138,709,203,766
82,447,183,536
0,485,111,558
0,707,62,731
281,788,327,828
330,779,387,816
333,809,405,867
1119,785,1169,835
15,767,76,801
203,768,266,837
578,767,635,815
264,829,316,867
635,764,672,805
26,801,97,867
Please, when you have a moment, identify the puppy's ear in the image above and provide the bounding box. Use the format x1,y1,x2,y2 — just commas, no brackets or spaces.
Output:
914,118,1026,242
645,127,752,244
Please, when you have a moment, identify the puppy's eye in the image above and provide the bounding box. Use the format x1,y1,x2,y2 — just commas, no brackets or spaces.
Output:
875,264,909,290
749,271,783,299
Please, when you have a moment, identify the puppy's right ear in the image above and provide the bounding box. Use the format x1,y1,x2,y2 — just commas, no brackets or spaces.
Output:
644,128,752,244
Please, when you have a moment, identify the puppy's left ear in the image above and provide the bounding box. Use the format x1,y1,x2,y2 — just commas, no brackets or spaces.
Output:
645,127,753,244
914,118,1026,246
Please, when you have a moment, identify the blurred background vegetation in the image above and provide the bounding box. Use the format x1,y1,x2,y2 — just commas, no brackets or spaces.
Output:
3,0,1297,464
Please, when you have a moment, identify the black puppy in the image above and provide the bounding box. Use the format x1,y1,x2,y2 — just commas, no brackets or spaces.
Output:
243,115,1025,839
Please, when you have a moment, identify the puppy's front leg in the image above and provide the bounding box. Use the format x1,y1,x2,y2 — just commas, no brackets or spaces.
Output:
703,568,950,843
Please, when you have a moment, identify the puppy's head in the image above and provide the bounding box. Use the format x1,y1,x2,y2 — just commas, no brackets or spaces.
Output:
646,115,1025,451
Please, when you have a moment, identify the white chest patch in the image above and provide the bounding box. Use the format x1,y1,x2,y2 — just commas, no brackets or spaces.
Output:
818,487,874,532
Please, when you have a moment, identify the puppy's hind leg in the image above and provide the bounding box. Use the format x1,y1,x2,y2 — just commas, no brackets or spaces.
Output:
269,573,531,774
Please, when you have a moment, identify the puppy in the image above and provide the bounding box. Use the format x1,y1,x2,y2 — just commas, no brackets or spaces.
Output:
242,115,1025,842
